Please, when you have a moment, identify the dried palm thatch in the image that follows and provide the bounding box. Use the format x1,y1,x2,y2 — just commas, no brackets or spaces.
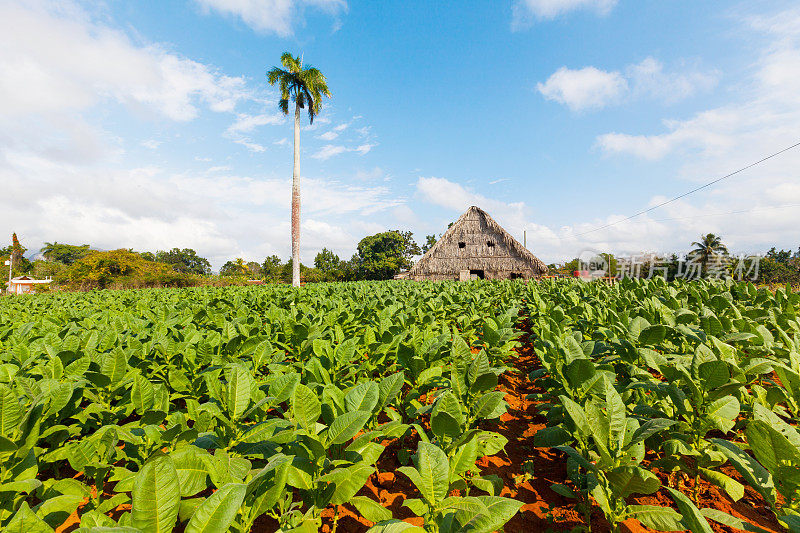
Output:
408,206,547,281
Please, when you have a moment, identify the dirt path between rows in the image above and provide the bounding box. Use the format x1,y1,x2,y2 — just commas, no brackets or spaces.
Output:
478,317,787,533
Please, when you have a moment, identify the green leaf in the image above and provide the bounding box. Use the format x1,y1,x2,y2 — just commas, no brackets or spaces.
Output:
639,325,667,346
626,418,675,448
560,395,590,437
345,381,380,413
132,454,181,533
449,436,479,479
606,466,661,498
171,446,210,497
605,386,627,451
269,372,300,403
665,486,713,533
327,410,370,445
0,384,22,437
132,374,154,414
747,420,800,481
350,495,393,523
407,442,450,505
433,391,465,427
6,502,54,533
184,483,246,533
292,384,321,431
711,438,777,507
457,495,523,533
699,468,744,502
467,351,489,387
701,508,772,533
705,396,739,433
225,365,251,421
549,483,576,498
378,372,404,409
628,505,684,531
367,520,425,533
472,391,506,419
698,360,729,390
101,348,128,385
532,426,571,447
753,402,800,451
564,358,595,389
35,494,84,528
327,462,375,505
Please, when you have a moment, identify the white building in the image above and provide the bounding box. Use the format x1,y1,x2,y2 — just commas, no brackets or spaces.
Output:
6,276,53,295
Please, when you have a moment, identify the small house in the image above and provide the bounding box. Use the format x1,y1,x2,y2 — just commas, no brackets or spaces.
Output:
6,276,53,295
408,206,547,281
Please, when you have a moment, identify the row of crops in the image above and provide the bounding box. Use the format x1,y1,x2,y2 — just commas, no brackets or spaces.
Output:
0,278,798,532
0,281,529,532
521,278,800,532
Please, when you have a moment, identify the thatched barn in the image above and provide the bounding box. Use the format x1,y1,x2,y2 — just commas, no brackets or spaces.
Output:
407,206,547,281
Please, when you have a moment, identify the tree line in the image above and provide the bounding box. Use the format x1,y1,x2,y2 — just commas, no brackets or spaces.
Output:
1,229,425,290
555,233,800,284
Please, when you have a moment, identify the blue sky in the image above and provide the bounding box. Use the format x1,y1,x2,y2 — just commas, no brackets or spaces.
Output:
3,0,800,268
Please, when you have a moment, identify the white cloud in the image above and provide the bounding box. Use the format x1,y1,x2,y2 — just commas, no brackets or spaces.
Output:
353,167,385,181
233,138,267,152
141,140,162,149
227,113,284,134
627,57,719,103
312,142,374,160
537,66,627,111
312,144,348,160
416,177,526,220
513,0,616,28
194,0,347,36
333,122,349,131
0,151,404,266
0,3,247,121
318,130,339,141
539,58,718,112
355,143,375,155
0,1,252,167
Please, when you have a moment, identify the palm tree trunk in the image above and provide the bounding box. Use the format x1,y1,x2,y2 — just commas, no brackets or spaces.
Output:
291,100,301,288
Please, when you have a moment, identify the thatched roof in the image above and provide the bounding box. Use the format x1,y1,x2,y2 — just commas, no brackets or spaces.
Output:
409,206,547,278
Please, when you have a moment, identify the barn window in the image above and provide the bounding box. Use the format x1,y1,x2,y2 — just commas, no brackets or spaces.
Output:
458,242,466,248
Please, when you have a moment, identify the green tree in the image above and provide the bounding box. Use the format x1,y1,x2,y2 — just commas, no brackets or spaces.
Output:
2,234,32,276
421,234,438,254
246,261,262,277
40,242,91,264
356,231,417,280
268,52,331,288
314,248,341,273
766,247,793,264
65,250,188,289
154,248,212,275
219,258,249,277
261,255,283,282
689,233,729,276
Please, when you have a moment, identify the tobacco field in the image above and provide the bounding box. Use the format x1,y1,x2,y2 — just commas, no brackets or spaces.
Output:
0,279,798,533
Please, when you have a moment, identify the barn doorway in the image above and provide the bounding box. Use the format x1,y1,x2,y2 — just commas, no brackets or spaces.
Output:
470,269,485,279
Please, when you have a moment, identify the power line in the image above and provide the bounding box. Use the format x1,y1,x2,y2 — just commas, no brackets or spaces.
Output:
575,141,800,236
651,203,800,223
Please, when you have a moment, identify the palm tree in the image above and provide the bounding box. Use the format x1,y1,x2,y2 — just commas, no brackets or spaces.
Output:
689,233,729,276
268,53,331,287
